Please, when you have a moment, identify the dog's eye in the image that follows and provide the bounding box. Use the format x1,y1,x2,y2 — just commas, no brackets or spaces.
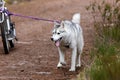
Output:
57,33,60,35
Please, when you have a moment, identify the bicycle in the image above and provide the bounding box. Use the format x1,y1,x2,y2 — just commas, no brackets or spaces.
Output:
0,0,17,54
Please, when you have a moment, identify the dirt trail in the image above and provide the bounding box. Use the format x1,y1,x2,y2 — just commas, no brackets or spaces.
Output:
0,0,93,80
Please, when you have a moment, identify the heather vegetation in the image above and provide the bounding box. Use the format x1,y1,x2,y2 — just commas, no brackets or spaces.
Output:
5,0,31,4
85,0,120,80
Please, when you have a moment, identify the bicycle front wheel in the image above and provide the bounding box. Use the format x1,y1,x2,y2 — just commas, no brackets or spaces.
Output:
0,18,10,54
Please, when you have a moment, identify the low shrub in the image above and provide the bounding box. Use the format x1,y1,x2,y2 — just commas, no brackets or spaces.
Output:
85,0,120,80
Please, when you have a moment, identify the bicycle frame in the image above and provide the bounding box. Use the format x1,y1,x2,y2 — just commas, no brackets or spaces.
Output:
0,0,5,23
0,0,11,32
0,0,16,54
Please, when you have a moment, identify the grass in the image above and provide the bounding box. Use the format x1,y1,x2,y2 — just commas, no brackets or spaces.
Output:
5,0,31,4
90,41,120,80
79,0,120,80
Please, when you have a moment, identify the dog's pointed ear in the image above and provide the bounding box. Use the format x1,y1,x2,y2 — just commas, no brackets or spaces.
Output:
54,21,60,28
61,21,65,28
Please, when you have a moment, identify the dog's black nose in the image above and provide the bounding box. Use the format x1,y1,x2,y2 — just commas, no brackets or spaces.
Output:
51,38,54,41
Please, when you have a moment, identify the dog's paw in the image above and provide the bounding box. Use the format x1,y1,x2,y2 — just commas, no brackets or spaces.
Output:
69,68,76,71
57,62,63,68
60,62,66,66
76,64,81,67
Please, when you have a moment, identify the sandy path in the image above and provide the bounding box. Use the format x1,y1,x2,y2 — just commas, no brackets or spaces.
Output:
0,0,93,80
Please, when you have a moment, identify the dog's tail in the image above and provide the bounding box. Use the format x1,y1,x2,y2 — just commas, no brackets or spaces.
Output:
72,13,80,24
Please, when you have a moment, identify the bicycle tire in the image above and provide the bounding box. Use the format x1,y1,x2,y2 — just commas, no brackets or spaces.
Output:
0,19,10,54
9,40,14,48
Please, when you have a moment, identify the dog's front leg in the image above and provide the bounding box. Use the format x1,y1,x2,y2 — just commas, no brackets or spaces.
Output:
57,47,66,68
69,47,77,71
76,53,81,67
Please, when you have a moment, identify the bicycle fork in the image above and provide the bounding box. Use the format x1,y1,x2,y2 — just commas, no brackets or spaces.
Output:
5,13,17,41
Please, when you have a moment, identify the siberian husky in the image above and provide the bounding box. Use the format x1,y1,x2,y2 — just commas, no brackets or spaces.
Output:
51,13,84,71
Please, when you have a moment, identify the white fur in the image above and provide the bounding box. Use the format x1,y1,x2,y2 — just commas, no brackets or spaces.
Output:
72,13,81,24
51,13,84,71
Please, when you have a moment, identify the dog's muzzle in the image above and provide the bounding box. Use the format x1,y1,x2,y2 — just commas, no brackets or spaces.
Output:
55,37,62,47
51,37,62,47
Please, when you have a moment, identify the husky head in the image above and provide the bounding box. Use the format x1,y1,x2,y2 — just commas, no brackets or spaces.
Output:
51,21,66,47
